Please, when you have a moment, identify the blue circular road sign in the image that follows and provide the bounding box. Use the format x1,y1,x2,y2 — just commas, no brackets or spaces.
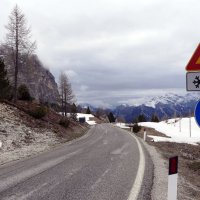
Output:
195,100,200,127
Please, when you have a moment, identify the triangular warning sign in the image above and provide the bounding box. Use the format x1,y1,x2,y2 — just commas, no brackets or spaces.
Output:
186,44,200,71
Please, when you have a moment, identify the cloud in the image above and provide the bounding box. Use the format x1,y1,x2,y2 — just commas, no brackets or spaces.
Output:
1,0,200,106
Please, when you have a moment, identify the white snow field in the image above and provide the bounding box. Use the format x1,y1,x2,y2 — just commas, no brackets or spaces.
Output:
76,113,96,125
139,117,200,145
115,123,130,129
59,113,96,125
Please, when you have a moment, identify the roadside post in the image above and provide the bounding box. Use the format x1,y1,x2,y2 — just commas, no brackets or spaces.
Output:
189,110,192,137
143,128,146,141
185,44,200,130
179,118,181,132
168,156,178,200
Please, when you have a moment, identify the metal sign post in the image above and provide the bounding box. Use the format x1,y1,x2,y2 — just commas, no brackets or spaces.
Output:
179,118,181,132
189,116,192,137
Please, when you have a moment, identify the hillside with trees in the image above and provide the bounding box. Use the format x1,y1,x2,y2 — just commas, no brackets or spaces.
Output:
0,5,59,104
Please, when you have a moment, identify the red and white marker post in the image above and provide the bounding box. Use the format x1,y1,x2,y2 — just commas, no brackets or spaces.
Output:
168,156,178,200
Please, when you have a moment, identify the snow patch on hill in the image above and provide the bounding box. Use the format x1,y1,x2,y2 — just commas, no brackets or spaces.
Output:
76,113,96,125
118,92,200,108
115,123,130,129
140,117,200,145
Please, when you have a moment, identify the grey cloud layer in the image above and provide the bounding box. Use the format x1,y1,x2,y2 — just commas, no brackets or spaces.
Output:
0,0,199,106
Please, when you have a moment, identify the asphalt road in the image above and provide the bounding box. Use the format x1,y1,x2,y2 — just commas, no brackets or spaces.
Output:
0,124,153,200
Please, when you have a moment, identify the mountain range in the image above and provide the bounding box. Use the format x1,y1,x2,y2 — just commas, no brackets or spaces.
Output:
113,93,200,122
81,92,200,123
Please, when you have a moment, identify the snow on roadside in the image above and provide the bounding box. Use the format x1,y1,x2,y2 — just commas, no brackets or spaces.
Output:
76,113,96,125
115,123,130,129
139,117,200,145
59,113,97,125
0,103,59,165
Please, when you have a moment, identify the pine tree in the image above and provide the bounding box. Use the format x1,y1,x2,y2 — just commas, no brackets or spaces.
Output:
0,58,11,99
132,123,141,133
151,114,159,122
108,112,115,123
71,103,77,121
5,5,36,103
18,84,31,101
137,114,146,122
86,106,91,114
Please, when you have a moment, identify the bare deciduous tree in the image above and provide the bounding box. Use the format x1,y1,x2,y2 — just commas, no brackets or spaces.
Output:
5,5,36,103
59,72,75,116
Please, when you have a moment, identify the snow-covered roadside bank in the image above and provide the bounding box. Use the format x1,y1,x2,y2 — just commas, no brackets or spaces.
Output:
139,117,200,145
0,103,60,165
115,122,130,129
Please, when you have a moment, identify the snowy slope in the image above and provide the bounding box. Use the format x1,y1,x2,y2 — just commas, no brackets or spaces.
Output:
115,123,130,129
143,93,200,108
76,113,96,125
59,113,96,125
139,117,200,145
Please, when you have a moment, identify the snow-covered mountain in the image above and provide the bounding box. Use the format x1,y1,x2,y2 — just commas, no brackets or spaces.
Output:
113,92,200,123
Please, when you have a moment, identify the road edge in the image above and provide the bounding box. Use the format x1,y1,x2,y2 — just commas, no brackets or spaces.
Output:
127,132,146,200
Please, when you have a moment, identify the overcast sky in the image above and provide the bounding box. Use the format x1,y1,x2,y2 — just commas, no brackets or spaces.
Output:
0,0,200,107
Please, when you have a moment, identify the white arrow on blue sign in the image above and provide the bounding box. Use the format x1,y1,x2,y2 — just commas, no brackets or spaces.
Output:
195,100,200,127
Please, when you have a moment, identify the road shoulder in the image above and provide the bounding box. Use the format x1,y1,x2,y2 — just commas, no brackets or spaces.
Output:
135,126,200,200
124,129,154,200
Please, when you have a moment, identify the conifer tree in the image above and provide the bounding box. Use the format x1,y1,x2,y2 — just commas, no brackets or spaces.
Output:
86,106,91,114
0,58,11,99
151,113,159,122
108,112,115,123
71,103,77,121
137,114,146,122
5,5,36,103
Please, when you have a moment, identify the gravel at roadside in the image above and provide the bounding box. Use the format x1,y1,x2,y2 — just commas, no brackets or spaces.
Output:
0,103,60,165
139,134,197,200
140,139,168,200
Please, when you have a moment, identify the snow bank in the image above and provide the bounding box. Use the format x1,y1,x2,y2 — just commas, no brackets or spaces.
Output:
76,113,96,125
115,123,130,129
59,113,97,125
139,117,200,145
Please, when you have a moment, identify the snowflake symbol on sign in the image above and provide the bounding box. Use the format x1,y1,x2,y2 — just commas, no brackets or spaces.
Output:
193,76,200,88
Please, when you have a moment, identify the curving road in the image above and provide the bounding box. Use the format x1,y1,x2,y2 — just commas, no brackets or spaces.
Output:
0,124,153,200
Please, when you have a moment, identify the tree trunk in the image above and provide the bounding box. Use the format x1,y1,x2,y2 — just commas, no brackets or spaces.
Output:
14,12,19,103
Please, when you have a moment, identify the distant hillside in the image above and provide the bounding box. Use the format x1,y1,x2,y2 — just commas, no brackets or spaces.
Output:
113,93,200,122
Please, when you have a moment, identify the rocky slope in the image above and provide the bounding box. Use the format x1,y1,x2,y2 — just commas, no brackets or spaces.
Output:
0,101,88,165
0,45,59,104
0,102,59,165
